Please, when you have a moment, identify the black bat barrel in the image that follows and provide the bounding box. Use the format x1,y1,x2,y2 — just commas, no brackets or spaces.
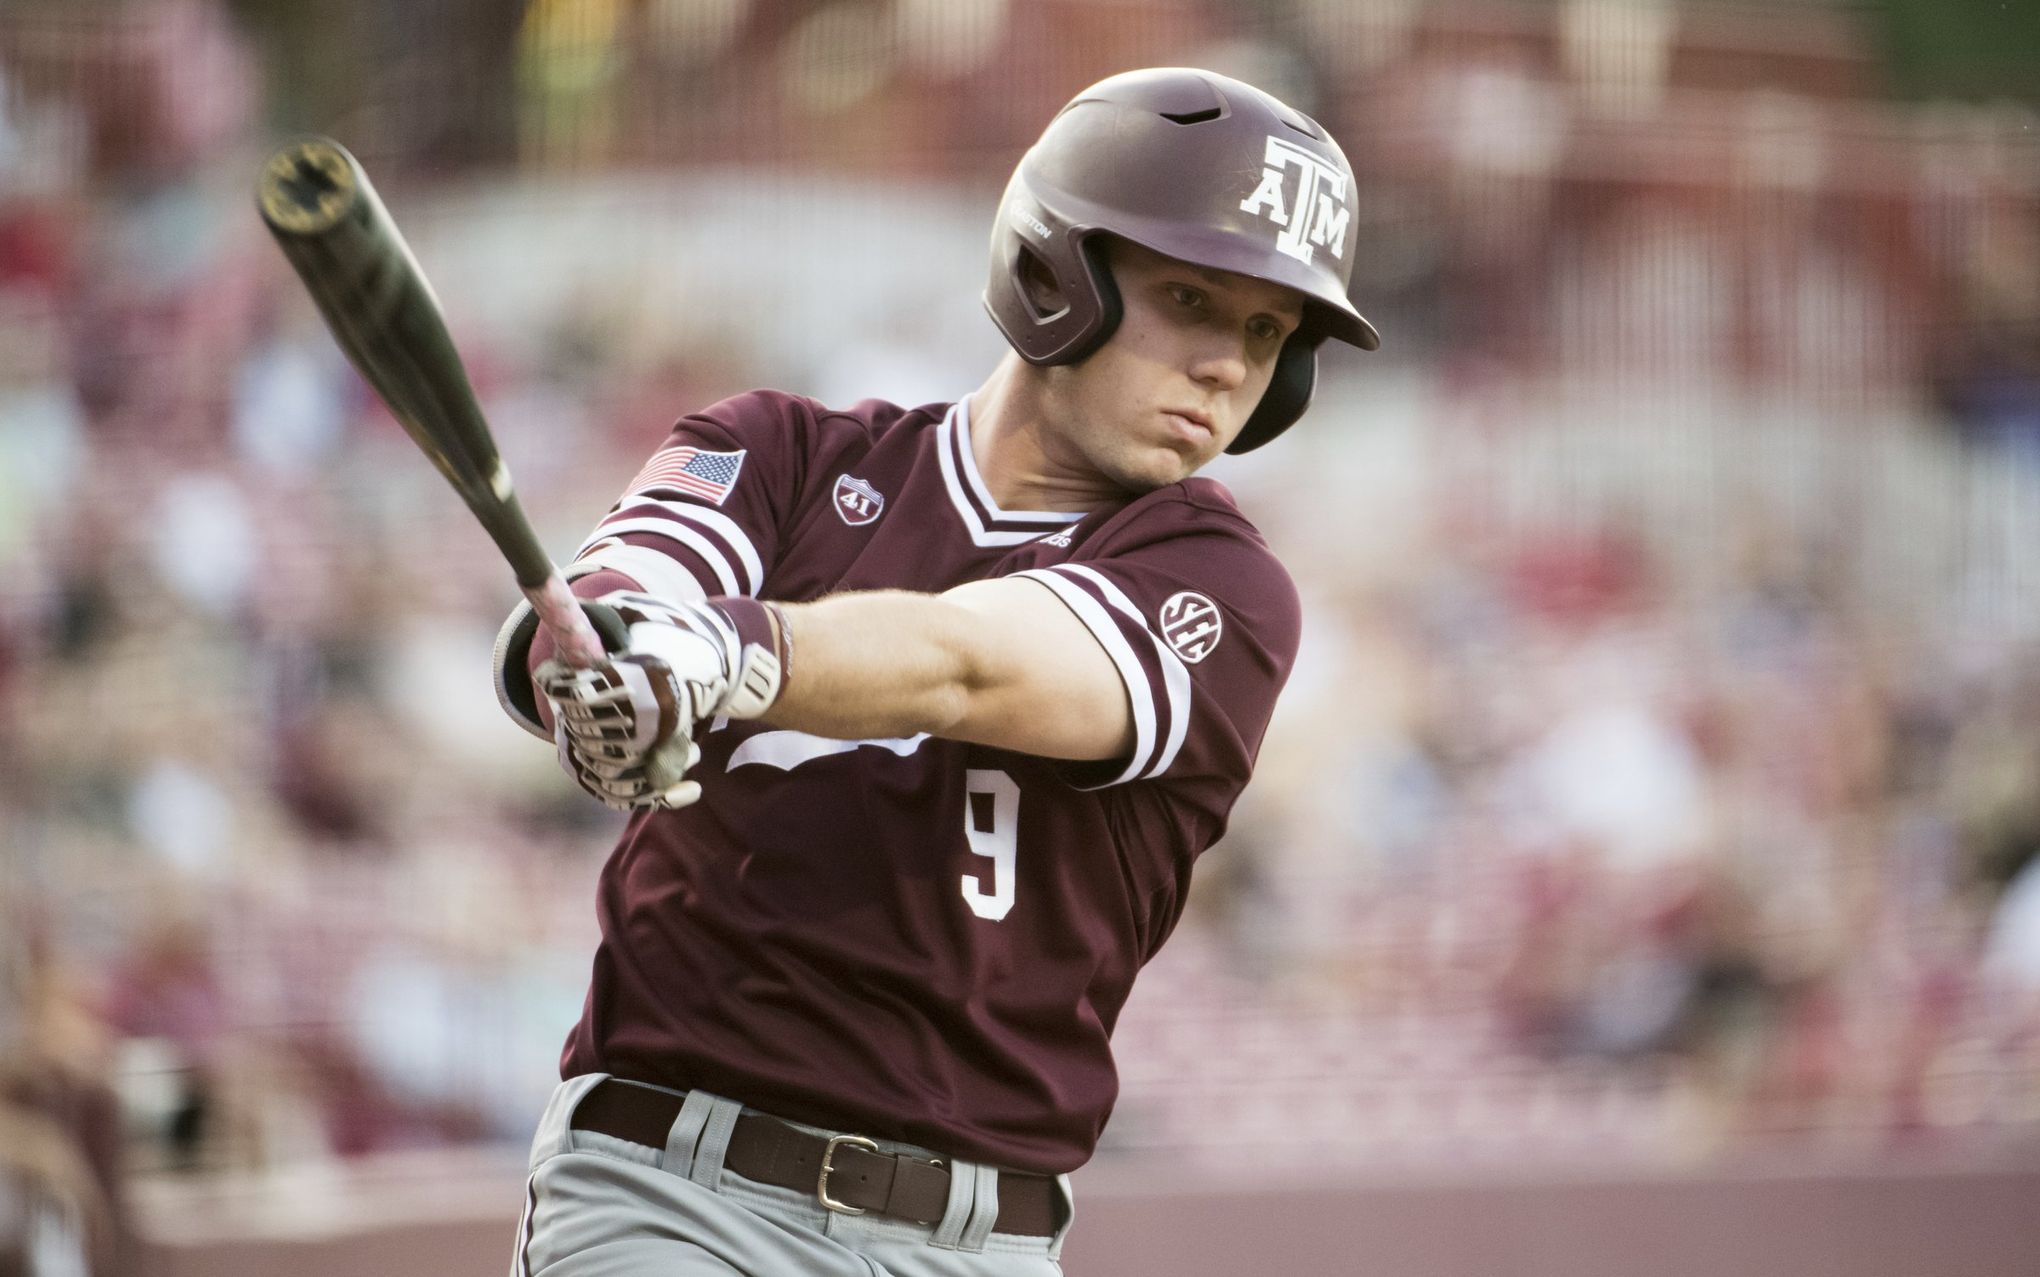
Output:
255,137,557,590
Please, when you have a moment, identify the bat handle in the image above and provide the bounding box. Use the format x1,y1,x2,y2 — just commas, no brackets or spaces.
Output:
524,573,694,796
523,572,619,669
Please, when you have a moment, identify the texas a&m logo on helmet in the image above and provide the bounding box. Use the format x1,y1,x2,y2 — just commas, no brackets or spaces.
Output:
1159,591,1222,664
1237,135,1351,267
834,474,885,526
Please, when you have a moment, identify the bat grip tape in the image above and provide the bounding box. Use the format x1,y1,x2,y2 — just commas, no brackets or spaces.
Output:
492,568,631,740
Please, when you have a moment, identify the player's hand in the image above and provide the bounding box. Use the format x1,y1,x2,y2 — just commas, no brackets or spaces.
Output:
536,592,786,811
537,655,705,810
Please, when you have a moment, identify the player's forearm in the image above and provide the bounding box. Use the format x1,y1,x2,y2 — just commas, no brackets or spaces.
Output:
765,591,985,740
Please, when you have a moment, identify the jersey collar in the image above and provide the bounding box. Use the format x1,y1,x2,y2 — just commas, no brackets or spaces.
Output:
937,399,1083,548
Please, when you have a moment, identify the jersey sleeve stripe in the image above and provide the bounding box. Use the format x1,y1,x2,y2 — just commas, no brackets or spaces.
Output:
582,499,765,594
578,516,743,595
1014,569,1159,784
1054,563,1194,780
575,539,710,603
630,499,766,591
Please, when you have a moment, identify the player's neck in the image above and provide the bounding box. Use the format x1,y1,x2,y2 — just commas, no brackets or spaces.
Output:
965,357,1128,514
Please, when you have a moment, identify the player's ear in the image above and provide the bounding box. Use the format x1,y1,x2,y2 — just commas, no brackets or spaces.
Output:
1017,246,1069,320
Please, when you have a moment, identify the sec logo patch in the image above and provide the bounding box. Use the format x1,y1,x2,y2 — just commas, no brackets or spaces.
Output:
834,474,885,526
1159,591,1222,664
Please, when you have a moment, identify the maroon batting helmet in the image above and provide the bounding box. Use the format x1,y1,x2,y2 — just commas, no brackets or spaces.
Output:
984,67,1379,454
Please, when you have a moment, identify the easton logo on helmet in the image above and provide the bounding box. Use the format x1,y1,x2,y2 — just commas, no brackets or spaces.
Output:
1237,135,1351,266
1008,200,1052,240
1159,591,1223,663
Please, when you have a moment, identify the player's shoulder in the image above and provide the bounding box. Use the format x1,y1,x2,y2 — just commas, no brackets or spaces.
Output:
1089,475,1279,561
1171,475,1261,527
688,389,948,454
1051,474,1298,625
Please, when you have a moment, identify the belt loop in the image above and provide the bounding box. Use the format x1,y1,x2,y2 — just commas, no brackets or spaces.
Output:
660,1089,717,1178
688,1094,743,1189
928,1154,977,1251
1047,1173,1076,1260
959,1163,1000,1253
530,1075,608,1172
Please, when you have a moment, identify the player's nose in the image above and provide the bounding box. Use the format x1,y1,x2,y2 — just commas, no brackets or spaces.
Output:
1186,334,1248,394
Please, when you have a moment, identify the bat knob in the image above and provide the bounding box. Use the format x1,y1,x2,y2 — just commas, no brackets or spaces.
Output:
257,138,358,236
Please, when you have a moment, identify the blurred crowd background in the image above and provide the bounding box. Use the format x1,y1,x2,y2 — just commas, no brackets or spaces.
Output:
4,0,2040,1271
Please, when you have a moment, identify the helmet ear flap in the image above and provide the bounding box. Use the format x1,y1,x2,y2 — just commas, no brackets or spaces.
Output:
1014,245,1070,322
1228,331,1320,454
987,222,1125,365
1057,231,1124,365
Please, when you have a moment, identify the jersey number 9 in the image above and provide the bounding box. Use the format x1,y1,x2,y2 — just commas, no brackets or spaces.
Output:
962,769,1019,921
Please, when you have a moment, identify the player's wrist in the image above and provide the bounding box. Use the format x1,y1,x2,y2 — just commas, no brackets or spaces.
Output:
591,590,787,722
701,595,790,719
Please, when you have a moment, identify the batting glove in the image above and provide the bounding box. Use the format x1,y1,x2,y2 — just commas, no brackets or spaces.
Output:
536,592,789,811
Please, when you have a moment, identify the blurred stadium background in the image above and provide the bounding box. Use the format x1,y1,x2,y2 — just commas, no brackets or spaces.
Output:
4,0,2040,1273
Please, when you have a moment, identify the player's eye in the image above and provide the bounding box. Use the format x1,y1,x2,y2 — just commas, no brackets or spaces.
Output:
1249,318,1284,343
1166,283,1205,309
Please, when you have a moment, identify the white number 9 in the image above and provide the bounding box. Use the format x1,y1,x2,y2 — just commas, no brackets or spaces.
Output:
961,769,1019,921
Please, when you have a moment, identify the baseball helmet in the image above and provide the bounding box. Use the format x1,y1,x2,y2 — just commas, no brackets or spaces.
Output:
984,67,1379,454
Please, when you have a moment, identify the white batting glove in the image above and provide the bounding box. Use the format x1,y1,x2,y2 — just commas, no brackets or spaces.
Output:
535,592,788,812
538,657,705,810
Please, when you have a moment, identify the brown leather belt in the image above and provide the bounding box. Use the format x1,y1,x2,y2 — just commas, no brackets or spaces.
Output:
569,1079,1060,1237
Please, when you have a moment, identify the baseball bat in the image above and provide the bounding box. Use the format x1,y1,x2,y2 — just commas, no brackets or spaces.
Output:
254,136,623,668
257,138,694,796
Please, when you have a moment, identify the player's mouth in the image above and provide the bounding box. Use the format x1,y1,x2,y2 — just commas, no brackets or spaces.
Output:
1160,407,1215,446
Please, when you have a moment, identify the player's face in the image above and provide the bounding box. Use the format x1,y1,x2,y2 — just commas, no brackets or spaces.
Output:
1045,239,1306,492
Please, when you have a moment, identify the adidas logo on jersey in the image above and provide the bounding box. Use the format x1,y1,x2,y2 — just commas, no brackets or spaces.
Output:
1037,528,1074,548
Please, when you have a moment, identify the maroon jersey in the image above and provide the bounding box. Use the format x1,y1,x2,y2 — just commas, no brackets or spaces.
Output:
550,390,1300,1172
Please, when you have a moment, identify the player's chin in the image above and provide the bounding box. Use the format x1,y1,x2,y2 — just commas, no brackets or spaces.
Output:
1108,445,1199,493
1156,434,1223,480
1095,458,1171,495
1096,432,1212,492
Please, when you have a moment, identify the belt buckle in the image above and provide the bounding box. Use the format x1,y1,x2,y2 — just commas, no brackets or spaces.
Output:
817,1133,880,1214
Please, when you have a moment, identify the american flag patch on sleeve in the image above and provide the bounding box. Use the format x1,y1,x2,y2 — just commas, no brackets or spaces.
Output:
626,446,746,505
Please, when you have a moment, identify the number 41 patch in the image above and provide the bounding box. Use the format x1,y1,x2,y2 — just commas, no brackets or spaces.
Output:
834,474,885,526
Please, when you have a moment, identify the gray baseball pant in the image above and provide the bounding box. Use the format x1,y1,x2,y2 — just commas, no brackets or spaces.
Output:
511,1075,1075,1276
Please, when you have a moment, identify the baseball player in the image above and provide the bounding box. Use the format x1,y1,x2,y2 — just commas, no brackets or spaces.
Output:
495,68,1378,1275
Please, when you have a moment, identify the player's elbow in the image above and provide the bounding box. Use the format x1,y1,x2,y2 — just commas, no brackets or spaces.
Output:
910,597,1008,737
915,594,1086,753
914,680,977,738
854,661,978,742
925,604,997,729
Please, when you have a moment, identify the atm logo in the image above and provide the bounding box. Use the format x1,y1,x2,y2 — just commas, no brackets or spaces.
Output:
1237,135,1350,266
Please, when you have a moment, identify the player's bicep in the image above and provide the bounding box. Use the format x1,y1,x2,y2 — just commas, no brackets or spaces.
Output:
940,576,1135,762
